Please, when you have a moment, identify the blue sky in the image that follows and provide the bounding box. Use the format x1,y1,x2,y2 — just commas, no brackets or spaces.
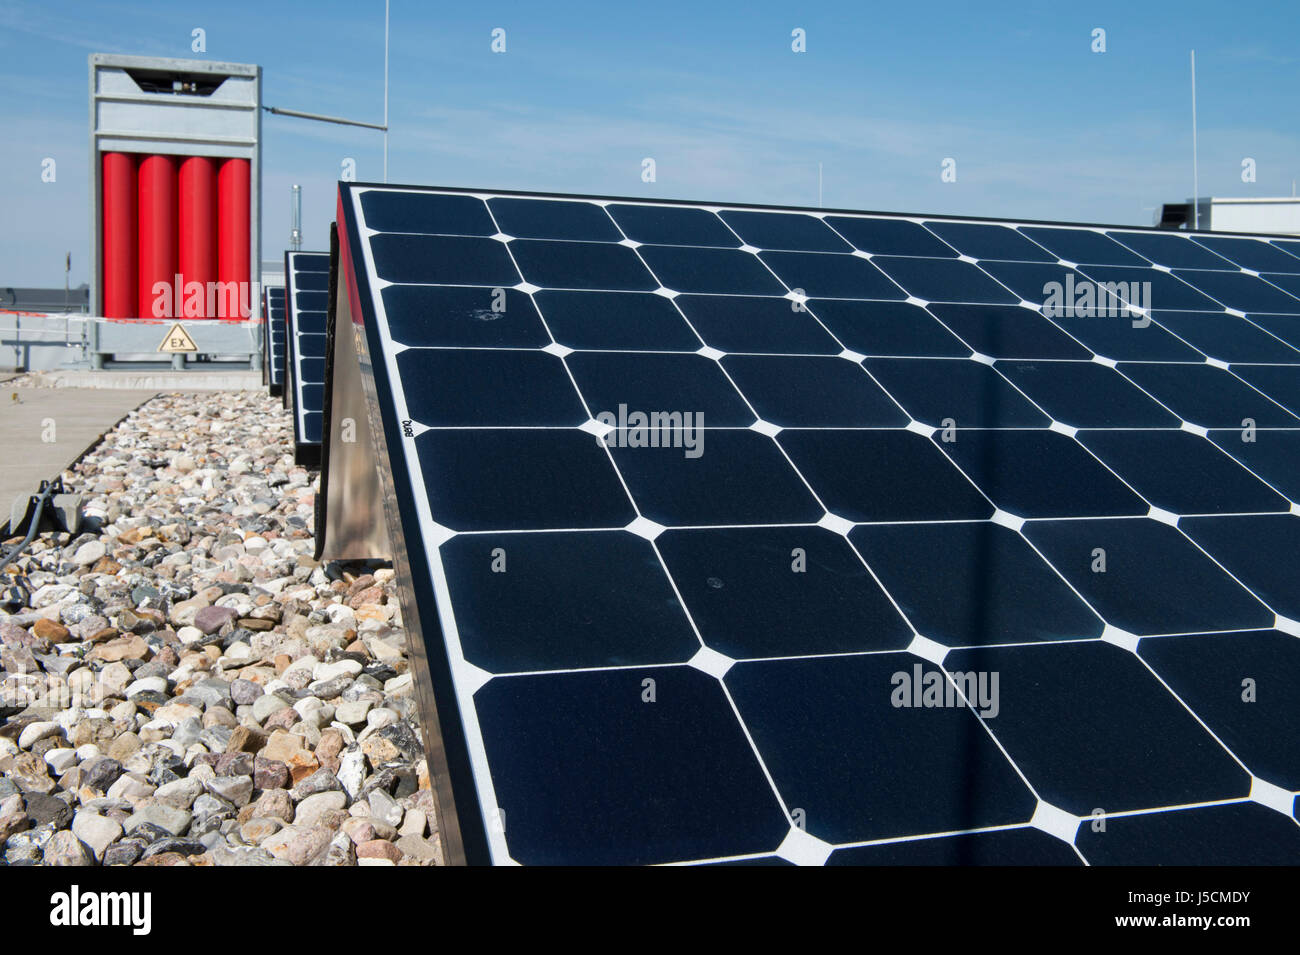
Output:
1,0,1297,286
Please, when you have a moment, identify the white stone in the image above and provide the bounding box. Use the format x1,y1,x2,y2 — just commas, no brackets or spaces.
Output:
126,676,168,697
72,811,123,861
124,803,192,837
400,808,427,838
107,774,156,802
314,659,363,682
73,540,107,566
223,642,254,662
293,696,328,728
18,721,63,750
324,604,356,625
367,789,403,828
154,776,204,810
383,673,413,697
205,774,253,807
253,694,289,723
338,747,366,799
294,791,348,828
335,700,373,726
43,748,79,775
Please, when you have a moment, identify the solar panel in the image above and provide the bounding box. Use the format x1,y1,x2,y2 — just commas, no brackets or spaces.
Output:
284,249,330,465
262,284,287,396
318,184,1300,866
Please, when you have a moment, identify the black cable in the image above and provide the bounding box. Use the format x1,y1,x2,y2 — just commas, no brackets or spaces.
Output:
0,478,61,573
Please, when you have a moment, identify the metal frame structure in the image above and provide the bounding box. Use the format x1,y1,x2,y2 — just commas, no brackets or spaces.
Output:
317,180,1300,864
88,53,262,368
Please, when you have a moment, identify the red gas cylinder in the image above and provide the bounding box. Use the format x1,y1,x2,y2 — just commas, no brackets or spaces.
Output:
178,156,217,319
217,158,251,319
101,152,137,319
137,153,178,319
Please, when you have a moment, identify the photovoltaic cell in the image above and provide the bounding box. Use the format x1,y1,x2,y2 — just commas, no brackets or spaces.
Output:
1139,630,1300,790
1193,234,1300,273
940,641,1251,814
1209,429,1300,501
488,196,625,242
534,290,701,351
1147,311,1300,364
758,250,905,299
656,526,912,658
862,357,1050,427
1261,271,1300,300
825,216,959,258
996,360,1181,428
1018,226,1150,266
1239,312,1300,351
848,521,1103,646
324,183,1300,866
675,295,842,354
809,300,970,357
925,304,1092,359
1075,266,1223,312
1272,238,1300,264
923,220,1057,262
1170,268,1300,312
1229,363,1300,412
936,428,1149,518
829,828,1083,866
441,530,699,672
719,209,851,252
284,250,330,464
871,256,1019,304
1117,362,1300,428
1106,230,1237,270
606,203,741,248
638,245,783,294
1074,802,1300,865
381,285,550,348
1076,429,1290,515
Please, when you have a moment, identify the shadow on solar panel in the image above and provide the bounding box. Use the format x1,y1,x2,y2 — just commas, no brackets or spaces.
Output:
313,183,1300,867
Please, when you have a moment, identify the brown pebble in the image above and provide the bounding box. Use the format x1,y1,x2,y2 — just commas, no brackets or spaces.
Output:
356,839,402,862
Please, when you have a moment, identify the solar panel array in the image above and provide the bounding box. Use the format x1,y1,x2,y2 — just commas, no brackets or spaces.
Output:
263,284,287,397
329,183,1300,865
284,250,330,464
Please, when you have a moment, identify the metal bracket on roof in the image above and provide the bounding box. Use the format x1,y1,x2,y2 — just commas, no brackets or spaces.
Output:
7,477,82,539
315,225,391,564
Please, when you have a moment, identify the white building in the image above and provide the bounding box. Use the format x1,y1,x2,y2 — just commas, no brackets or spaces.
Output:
1157,196,1300,235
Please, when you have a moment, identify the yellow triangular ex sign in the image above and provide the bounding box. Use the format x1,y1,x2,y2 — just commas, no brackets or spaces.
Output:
158,322,198,352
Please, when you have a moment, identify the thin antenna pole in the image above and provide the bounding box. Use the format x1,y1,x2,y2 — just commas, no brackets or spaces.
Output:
290,184,302,251
384,0,390,183
1191,50,1199,230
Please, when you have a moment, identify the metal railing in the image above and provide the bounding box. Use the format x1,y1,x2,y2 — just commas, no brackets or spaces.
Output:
0,311,263,372
0,311,89,370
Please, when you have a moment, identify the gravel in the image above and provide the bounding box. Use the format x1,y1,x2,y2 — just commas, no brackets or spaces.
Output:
0,388,441,866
